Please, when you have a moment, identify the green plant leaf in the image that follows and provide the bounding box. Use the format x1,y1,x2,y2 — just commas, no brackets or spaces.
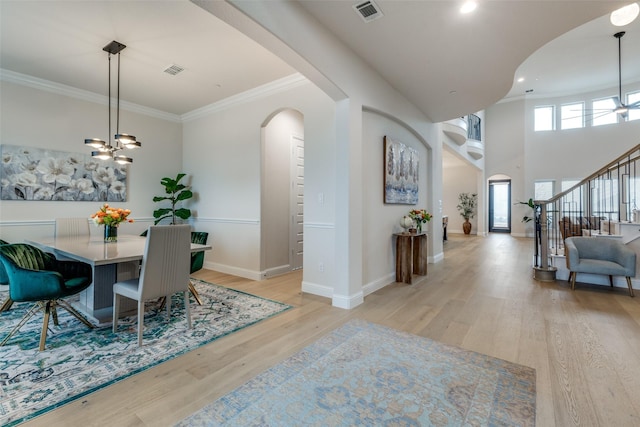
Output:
153,196,171,202
153,208,172,219
175,208,191,219
176,190,193,201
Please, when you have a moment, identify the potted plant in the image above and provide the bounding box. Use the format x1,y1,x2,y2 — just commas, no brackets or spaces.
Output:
457,192,477,234
153,173,193,225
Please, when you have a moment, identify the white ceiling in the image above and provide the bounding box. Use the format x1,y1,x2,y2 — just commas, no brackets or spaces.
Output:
1,1,638,121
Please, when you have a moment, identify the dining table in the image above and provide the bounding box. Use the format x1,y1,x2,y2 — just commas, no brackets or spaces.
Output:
26,234,212,325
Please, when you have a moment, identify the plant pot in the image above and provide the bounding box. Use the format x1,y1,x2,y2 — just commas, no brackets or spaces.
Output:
463,219,472,235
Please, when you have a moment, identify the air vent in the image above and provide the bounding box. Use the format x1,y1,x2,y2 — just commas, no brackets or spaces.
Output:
353,0,383,23
163,64,185,76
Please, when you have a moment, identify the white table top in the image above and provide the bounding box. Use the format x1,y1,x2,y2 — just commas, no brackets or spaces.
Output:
27,235,212,266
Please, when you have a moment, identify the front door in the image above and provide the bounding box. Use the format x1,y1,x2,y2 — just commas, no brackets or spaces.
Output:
489,180,511,233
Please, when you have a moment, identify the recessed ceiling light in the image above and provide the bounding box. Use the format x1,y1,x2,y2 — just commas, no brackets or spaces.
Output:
610,3,639,26
460,1,477,14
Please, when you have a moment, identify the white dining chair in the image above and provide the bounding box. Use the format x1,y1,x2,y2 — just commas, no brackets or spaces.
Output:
112,224,191,346
55,218,90,238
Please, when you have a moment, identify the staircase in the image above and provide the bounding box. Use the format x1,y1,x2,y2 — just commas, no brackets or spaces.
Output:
533,144,640,288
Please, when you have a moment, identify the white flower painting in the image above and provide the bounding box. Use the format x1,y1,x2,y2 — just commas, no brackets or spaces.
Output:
384,136,419,205
1,144,127,201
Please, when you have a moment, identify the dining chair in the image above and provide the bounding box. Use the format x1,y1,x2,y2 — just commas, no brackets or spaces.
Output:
0,239,11,312
55,217,90,238
112,224,192,346
188,232,209,305
0,243,94,350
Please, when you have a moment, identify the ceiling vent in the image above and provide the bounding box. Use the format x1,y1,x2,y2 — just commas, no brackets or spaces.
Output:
163,64,185,76
353,1,383,23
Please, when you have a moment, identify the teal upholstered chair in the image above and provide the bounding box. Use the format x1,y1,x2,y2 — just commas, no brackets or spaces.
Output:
189,231,209,305
0,244,94,350
0,239,12,312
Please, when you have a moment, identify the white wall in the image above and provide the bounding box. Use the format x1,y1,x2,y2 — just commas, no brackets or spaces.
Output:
362,111,429,294
0,81,183,242
182,81,337,289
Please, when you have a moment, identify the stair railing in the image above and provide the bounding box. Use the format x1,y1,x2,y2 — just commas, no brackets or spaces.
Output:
533,144,640,275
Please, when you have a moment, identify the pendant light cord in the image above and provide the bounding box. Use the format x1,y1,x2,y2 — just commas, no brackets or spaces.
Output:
108,54,112,149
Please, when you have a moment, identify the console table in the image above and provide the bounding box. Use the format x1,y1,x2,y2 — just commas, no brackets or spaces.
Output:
394,232,427,284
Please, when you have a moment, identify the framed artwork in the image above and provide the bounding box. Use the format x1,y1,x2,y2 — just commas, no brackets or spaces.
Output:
384,136,418,204
1,144,128,201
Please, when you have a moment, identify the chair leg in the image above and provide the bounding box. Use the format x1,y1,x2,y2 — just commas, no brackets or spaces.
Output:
113,294,120,333
626,277,635,297
609,275,614,287
571,272,577,290
184,290,191,329
0,297,13,313
137,300,144,347
39,301,52,351
568,272,573,283
51,303,59,326
189,281,203,305
57,299,94,329
0,302,41,346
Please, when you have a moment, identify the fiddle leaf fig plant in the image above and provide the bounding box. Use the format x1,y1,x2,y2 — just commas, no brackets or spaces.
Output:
153,173,193,225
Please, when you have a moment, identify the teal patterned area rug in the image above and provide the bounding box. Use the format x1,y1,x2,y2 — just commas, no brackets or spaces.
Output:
178,319,536,426
0,279,291,427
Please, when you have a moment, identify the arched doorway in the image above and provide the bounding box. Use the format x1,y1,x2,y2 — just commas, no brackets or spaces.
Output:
261,109,304,277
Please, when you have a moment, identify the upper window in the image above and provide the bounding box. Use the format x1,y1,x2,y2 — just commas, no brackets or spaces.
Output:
561,102,584,129
592,97,618,126
627,91,640,121
534,106,555,131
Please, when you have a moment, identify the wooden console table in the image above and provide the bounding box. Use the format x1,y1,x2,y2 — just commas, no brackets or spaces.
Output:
394,232,427,284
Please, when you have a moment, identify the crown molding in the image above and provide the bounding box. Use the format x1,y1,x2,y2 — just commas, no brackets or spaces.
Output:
0,68,182,123
2,68,310,124
181,73,308,122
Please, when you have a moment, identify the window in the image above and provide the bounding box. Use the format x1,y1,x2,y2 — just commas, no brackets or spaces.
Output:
534,106,555,131
591,97,617,126
628,91,640,121
561,102,584,129
534,181,554,200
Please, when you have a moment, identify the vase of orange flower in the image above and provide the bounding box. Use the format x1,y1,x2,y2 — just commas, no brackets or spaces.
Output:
91,203,133,243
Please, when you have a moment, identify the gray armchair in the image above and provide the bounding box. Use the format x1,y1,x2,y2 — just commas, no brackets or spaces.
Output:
565,236,636,296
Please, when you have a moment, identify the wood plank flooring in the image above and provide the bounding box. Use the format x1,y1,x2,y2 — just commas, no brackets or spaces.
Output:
23,233,640,426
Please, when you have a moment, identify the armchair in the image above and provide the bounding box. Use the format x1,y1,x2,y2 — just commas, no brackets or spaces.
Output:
0,239,10,312
565,236,635,296
0,243,94,350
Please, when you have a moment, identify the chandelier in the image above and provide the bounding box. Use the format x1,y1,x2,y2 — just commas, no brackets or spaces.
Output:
84,40,141,164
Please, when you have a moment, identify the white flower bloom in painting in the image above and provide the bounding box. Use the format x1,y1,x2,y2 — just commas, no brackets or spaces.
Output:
92,166,116,186
20,161,38,173
116,165,128,176
34,187,54,200
1,178,10,187
68,155,82,166
85,161,99,171
36,157,74,185
12,172,38,187
109,181,126,195
75,178,95,195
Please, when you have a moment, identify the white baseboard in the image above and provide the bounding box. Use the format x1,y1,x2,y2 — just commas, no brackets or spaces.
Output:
301,280,333,298
205,261,262,281
362,273,395,297
261,264,292,279
332,291,364,309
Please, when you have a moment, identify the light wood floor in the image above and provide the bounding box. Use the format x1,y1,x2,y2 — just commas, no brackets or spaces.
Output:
24,233,640,426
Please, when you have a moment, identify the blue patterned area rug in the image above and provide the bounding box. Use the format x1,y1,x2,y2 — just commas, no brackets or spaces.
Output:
0,279,291,427
178,319,536,426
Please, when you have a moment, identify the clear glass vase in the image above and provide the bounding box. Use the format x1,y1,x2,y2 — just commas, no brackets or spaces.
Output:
104,224,118,243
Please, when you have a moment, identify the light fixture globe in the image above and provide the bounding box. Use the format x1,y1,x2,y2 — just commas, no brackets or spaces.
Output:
85,138,106,149
114,154,133,164
92,151,113,160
